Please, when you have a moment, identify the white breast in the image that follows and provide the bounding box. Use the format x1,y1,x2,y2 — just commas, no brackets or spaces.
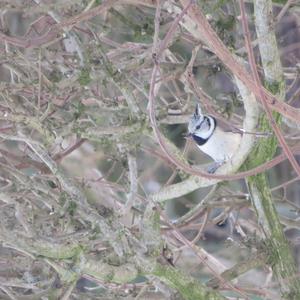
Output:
197,127,241,163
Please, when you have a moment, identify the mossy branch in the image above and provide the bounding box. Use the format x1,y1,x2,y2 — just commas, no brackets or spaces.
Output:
152,264,226,300
243,0,300,297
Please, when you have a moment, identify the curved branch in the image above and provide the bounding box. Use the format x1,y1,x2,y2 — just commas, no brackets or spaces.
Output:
150,69,259,202
177,0,300,124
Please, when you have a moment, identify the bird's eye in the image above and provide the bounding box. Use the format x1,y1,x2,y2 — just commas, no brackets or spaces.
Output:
196,125,201,130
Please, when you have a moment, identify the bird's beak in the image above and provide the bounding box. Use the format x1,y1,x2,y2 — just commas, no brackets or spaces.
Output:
184,132,192,138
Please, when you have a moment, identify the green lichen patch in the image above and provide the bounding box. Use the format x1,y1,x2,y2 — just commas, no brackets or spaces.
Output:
78,67,91,86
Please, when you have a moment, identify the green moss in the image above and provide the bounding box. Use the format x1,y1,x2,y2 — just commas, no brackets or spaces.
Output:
109,8,153,43
35,241,82,259
213,0,230,9
212,12,236,47
282,290,300,300
152,207,161,232
49,69,62,83
153,264,225,300
244,78,284,170
104,270,115,282
133,20,154,43
47,180,57,189
73,101,85,120
67,201,77,216
243,113,280,170
244,93,300,296
264,79,285,95
215,15,235,31
78,67,91,86
262,237,277,266
48,289,60,300
272,0,288,4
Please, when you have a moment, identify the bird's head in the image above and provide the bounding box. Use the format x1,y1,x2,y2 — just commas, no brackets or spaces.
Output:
188,104,215,140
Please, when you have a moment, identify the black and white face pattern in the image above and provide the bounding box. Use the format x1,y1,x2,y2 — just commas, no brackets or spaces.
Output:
188,104,216,145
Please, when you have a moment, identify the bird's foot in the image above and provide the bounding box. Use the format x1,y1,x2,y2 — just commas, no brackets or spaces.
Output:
206,161,224,174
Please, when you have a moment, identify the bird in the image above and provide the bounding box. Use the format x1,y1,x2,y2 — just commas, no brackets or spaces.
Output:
187,104,241,171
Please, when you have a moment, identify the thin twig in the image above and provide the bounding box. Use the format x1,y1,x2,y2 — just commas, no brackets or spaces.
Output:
276,0,295,22
239,0,300,178
178,0,300,124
